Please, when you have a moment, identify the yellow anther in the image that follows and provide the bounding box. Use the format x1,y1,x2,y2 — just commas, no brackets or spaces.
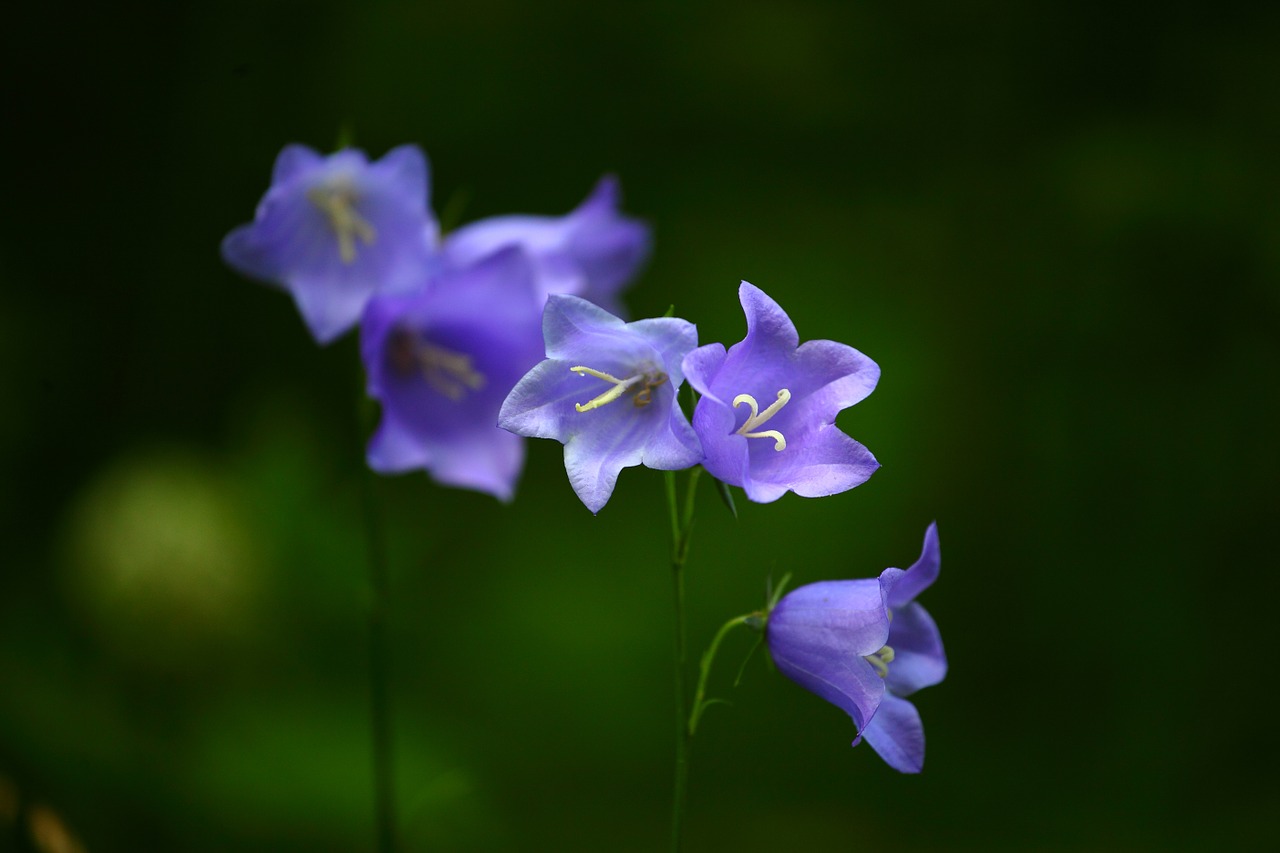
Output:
732,389,791,451
308,181,376,264
864,645,896,679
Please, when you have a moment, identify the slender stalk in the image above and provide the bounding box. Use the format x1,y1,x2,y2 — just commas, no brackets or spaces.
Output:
360,466,397,853
688,614,754,736
666,467,702,852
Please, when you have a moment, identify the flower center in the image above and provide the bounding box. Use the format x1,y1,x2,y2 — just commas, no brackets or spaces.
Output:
732,389,791,450
307,180,376,264
389,330,486,401
570,365,668,412
863,645,895,679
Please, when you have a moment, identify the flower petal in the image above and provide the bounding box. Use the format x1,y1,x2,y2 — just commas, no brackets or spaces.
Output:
862,691,926,772
743,423,879,500
880,522,941,608
271,144,324,185
767,578,890,733
884,602,947,697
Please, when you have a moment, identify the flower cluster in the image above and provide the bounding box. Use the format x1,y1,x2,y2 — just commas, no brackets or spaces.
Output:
223,144,650,499
222,142,945,775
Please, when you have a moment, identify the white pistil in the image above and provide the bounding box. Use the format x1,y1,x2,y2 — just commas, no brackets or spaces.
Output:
864,645,896,679
570,366,646,412
307,182,376,264
732,389,792,451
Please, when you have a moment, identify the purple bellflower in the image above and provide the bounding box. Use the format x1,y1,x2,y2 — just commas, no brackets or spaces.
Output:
861,522,947,773
498,295,703,513
360,247,544,501
222,144,438,344
442,176,650,316
766,523,945,773
682,282,880,503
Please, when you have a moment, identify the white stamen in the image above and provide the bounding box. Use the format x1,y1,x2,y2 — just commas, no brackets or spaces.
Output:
732,389,791,450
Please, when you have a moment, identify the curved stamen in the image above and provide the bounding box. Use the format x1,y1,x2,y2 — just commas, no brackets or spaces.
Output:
389,331,486,401
864,645,895,679
571,366,645,412
732,389,792,451
308,182,377,263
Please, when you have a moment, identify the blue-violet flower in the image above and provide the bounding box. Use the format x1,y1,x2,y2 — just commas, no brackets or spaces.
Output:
222,144,438,344
682,282,880,502
766,523,946,773
443,176,649,316
361,248,544,500
862,522,947,773
498,294,702,513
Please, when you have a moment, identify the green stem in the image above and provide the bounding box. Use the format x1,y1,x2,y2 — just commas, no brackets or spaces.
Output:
688,614,756,736
665,467,702,852
361,466,397,853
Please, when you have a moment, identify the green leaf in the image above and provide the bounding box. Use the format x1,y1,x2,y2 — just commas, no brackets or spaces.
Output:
713,477,738,520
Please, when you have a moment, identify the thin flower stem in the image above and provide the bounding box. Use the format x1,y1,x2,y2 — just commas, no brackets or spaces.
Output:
359,398,398,853
665,467,702,852
688,613,755,736
362,468,397,853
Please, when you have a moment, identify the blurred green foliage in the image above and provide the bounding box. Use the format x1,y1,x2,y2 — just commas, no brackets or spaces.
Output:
3,0,1278,850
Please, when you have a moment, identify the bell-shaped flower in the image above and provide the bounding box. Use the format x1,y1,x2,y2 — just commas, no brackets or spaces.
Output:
682,282,880,503
766,523,946,773
442,176,650,316
360,248,544,500
861,522,947,773
222,144,438,344
765,576,891,746
498,295,702,513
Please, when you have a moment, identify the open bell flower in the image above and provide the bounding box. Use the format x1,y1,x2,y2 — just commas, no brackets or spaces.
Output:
442,176,650,316
498,294,703,513
862,522,947,773
360,247,544,500
682,282,880,503
222,144,438,344
766,523,946,773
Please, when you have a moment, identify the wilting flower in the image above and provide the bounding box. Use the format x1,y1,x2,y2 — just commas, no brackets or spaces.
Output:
861,522,946,773
682,282,880,503
766,523,945,773
222,144,438,344
360,248,544,500
442,176,650,316
498,295,702,513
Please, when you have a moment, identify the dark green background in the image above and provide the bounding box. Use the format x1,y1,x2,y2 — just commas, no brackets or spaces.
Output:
3,1,1276,849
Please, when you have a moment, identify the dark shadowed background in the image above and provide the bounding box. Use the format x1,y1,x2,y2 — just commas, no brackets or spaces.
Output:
3,1,1277,850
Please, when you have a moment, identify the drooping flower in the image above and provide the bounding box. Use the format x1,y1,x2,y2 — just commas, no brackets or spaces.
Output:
222,144,438,344
360,247,544,500
682,282,880,503
442,176,650,316
861,522,947,773
765,576,891,748
498,295,702,513
766,523,946,773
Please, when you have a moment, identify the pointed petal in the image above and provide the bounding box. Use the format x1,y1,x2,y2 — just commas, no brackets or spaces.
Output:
691,395,749,488
884,602,947,696
739,281,800,354
639,400,703,471
881,522,941,608
367,414,435,473
427,427,526,502
541,294,628,360
746,423,879,499
626,317,698,386
681,343,728,405
498,359,584,441
792,339,880,415
862,692,926,772
562,418,646,514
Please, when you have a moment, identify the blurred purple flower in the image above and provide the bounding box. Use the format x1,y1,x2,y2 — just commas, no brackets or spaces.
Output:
862,522,947,773
443,176,650,316
222,144,438,344
360,248,544,500
498,295,702,513
766,523,946,773
682,282,880,503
